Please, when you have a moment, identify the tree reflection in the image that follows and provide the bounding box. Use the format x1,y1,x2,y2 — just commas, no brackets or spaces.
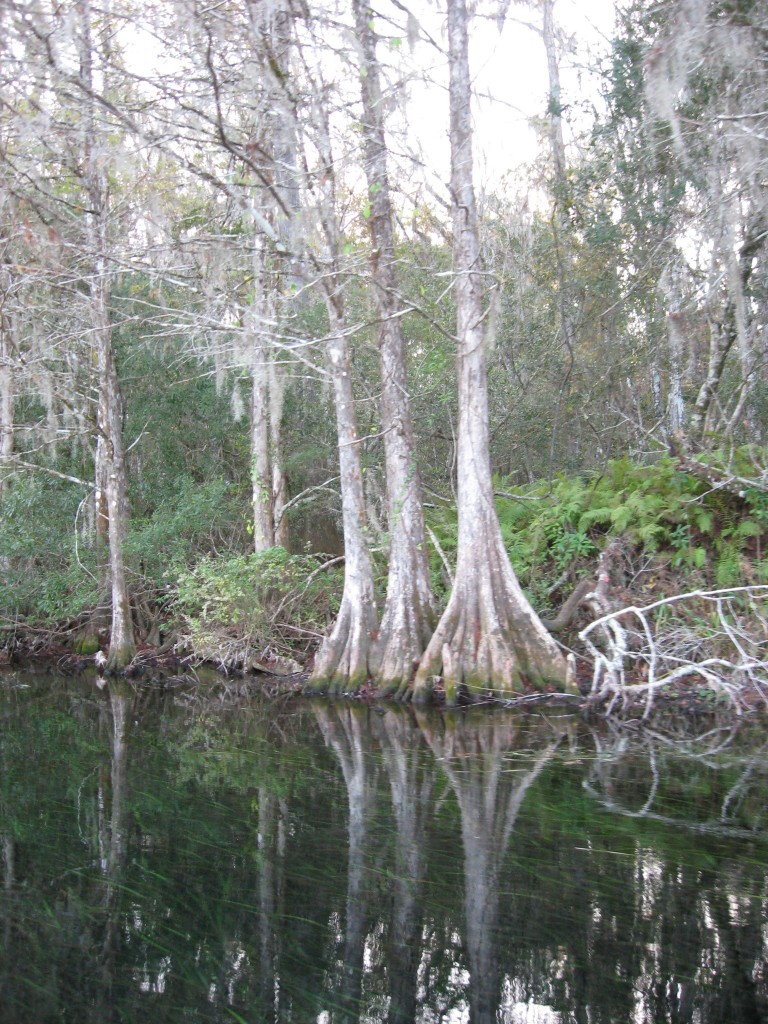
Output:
0,831,13,1004
582,722,768,1023
314,703,379,1023
417,710,564,1024
372,708,435,1024
91,683,132,1020
3,676,768,1023
252,786,287,1023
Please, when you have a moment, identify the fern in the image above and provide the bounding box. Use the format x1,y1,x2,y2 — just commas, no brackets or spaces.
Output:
610,502,634,532
577,507,614,532
636,522,665,547
715,543,743,587
425,447,768,602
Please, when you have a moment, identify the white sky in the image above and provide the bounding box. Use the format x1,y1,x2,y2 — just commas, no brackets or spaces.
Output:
398,0,617,198
122,0,618,211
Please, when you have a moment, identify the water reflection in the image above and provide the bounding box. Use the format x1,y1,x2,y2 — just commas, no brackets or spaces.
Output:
314,705,380,1023
374,709,434,1024
0,674,767,1023
416,712,563,1023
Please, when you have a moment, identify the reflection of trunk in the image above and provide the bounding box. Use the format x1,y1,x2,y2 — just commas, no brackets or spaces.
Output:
0,833,13,1009
105,687,130,886
418,712,561,1024
256,788,279,1023
314,705,377,1022
95,685,131,1018
2,833,13,947
654,865,700,1024
373,710,434,1023
706,879,766,1023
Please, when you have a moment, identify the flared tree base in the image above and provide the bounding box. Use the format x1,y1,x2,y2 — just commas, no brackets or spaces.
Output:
370,589,434,701
306,594,376,695
105,642,136,675
412,530,568,707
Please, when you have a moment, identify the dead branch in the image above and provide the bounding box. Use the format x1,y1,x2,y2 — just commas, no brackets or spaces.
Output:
580,585,768,717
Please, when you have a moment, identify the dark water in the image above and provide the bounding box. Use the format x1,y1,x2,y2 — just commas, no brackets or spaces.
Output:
1,672,767,1024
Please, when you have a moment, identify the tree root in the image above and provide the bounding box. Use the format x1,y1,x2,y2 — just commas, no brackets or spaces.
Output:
306,593,376,695
370,589,434,701
540,579,594,633
412,529,569,706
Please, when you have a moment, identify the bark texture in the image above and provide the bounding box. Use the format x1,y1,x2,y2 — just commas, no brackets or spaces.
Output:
249,259,275,553
309,295,378,692
353,0,435,698
689,211,764,443
0,273,13,499
245,0,296,553
413,0,567,704
80,0,135,672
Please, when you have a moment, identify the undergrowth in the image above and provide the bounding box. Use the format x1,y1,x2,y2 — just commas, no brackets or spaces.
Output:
173,547,343,670
426,453,768,615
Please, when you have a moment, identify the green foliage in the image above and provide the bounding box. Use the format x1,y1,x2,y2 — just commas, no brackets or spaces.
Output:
426,451,767,611
126,477,242,585
173,547,343,664
0,478,100,623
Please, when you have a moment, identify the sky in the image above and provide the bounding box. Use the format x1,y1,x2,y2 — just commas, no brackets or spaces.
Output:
398,0,618,199
121,0,619,212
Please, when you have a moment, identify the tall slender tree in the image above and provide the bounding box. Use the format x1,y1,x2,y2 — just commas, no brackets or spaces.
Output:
1,0,137,667
413,0,568,704
301,47,379,691
352,0,435,698
76,0,136,669
0,263,14,500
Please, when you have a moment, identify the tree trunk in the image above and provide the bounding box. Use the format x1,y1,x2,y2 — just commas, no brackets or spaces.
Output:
80,0,135,672
309,292,378,692
689,211,765,444
660,265,686,436
352,0,436,698
97,303,136,671
413,0,568,705
250,274,275,552
542,0,578,467
270,358,290,549
0,276,13,499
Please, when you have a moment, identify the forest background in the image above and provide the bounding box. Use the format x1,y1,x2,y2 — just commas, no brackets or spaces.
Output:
1,0,767,707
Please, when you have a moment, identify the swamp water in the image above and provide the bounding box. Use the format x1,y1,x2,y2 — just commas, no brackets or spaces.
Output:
1,672,767,1024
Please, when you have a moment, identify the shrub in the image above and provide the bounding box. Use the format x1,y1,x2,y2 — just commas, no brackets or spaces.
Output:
425,450,768,613
172,547,343,669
